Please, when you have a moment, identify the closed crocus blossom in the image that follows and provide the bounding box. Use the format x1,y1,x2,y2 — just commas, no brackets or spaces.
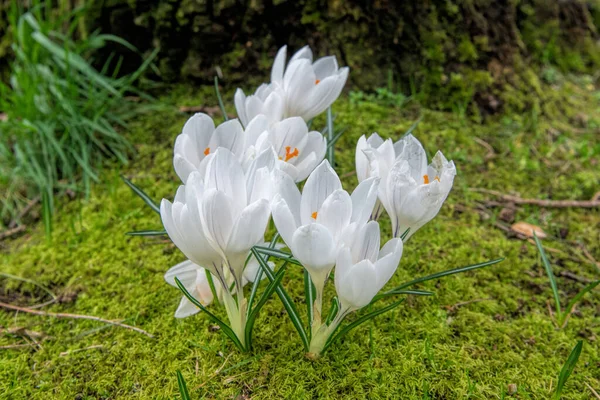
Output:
382,134,456,239
234,83,285,128
271,159,379,319
161,148,275,343
271,45,349,121
335,221,403,311
244,114,326,182
173,113,246,183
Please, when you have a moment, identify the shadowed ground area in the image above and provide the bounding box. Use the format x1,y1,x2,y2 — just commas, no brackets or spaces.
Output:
1,78,599,398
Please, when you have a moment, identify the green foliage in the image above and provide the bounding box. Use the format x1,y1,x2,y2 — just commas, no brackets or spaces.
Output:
553,341,583,399
0,3,154,233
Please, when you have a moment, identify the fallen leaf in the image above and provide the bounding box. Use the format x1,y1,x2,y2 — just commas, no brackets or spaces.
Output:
0,113,7,122
511,221,546,239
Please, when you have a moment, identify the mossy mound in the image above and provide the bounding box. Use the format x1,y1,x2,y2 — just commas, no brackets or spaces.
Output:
1,76,599,398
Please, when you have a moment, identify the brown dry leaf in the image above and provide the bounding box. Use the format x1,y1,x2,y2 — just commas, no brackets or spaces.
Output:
0,113,7,122
511,221,547,238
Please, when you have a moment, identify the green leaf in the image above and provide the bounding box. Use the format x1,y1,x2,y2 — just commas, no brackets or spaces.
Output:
214,76,228,122
326,106,335,165
553,341,583,400
561,280,600,327
250,247,310,351
370,289,434,304
245,265,287,349
534,234,561,319
121,175,160,214
386,258,504,293
326,128,347,150
126,229,167,236
324,299,406,351
247,234,280,316
400,228,411,241
304,270,315,331
174,277,245,352
176,370,191,400
402,116,422,137
253,246,302,265
325,296,339,325
205,269,218,302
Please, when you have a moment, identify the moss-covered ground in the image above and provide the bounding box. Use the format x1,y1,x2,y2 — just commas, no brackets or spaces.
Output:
1,74,599,399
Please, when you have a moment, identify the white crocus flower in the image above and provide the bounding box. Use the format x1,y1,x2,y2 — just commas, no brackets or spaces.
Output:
244,114,326,182
161,148,275,343
234,83,285,128
164,242,279,318
271,45,349,121
335,221,403,311
173,113,246,183
271,159,379,320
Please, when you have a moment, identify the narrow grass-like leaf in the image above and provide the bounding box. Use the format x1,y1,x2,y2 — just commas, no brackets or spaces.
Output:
126,230,167,236
553,341,583,400
214,76,228,121
324,299,406,351
534,234,561,319
386,258,504,293
326,128,347,150
304,270,315,330
370,289,434,304
561,280,600,327
326,106,334,165
402,116,422,137
174,277,245,352
205,270,218,303
400,228,411,241
121,175,160,214
253,246,302,265
325,297,340,325
245,265,287,349
176,370,191,400
250,247,309,350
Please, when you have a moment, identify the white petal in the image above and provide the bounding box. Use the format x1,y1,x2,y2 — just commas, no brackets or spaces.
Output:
396,134,428,182
300,160,342,225
351,221,381,264
244,114,269,147
290,45,312,63
290,223,336,278
271,45,287,83
312,56,338,80
204,148,247,215
209,119,245,158
234,88,248,126
164,260,199,288
271,196,298,248
334,246,353,294
375,238,403,289
350,176,380,225
227,199,271,254
316,189,352,242
273,169,302,224
337,260,377,310
174,296,201,318
200,189,234,254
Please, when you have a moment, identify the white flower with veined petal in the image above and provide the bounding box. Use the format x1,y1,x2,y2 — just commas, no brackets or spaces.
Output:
271,45,349,121
364,134,456,239
234,83,285,128
173,113,246,183
335,221,403,311
161,148,275,288
244,114,326,182
271,159,379,311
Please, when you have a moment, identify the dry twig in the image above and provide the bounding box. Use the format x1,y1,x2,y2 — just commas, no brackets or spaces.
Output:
60,344,104,356
0,301,154,338
470,188,600,208
0,225,27,241
9,195,40,228
586,383,600,400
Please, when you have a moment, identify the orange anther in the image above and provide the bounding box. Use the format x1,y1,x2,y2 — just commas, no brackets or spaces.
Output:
311,211,318,219
315,79,320,85
434,176,440,182
284,146,299,162
204,147,210,156
423,174,430,184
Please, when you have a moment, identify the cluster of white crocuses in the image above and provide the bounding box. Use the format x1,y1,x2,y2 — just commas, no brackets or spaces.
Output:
160,45,456,356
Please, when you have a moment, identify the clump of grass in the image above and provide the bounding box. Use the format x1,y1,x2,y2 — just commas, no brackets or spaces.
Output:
0,2,155,235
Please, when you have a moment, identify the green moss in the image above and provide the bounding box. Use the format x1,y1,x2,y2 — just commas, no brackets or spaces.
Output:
1,78,599,398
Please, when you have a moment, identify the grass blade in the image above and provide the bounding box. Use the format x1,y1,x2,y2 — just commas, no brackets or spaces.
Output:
126,230,167,236
250,247,309,351
370,289,434,304
325,296,339,325
304,270,315,331
214,76,228,122
121,175,160,214
324,299,405,351
174,277,245,352
553,341,583,400
326,128,347,150
253,246,302,265
326,106,334,165
205,269,219,303
176,370,191,400
400,228,411,241
386,258,504,293
534,234,561,318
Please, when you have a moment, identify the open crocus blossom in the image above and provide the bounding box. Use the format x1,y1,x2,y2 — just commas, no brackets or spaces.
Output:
271,159,379,322
160,148,274,345
173,113,246,183
234,83,285,128
356,133,457,239
244,114,326,182
271,45,349,121
306,221,403,355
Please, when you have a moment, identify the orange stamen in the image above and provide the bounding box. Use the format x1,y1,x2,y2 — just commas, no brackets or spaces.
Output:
204,147,210,156
423,174,430,184
284,146,299,162
311,212,318,220
434,176,440,182
315,79,320,85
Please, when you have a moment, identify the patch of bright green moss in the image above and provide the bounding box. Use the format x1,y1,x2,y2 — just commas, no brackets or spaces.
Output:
1,77,599,399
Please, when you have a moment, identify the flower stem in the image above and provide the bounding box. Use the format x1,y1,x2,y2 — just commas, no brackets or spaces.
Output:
307,307,349,358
